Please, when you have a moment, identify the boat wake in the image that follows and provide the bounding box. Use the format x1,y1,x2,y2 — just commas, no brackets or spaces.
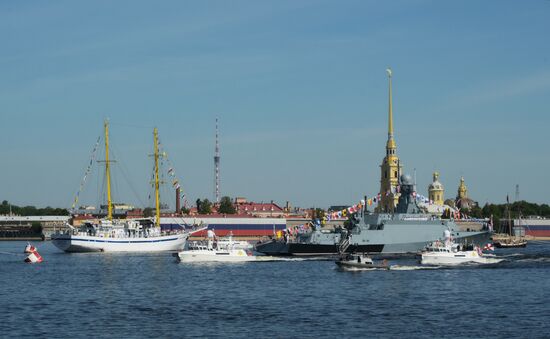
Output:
337,266,387,272
389,265,442,270
482,258,505,264
504,253,550,265
498,253,525,258
176,255,313,265
253,256,307,262
0,251,21,256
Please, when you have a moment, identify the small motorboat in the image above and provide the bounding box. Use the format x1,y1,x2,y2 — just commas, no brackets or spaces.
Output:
336,253,389,270
334,228,389,270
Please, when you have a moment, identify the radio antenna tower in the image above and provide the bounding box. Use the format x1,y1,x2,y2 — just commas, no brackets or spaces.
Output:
214,118,221,203
515,184,520,202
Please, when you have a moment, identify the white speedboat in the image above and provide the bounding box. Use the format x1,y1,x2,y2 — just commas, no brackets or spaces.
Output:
421,231,502,265
52,219,187,253
177,234,257,262
187,230,252,251
177,247,257,263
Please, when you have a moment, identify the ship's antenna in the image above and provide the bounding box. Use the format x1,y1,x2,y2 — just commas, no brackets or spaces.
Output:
214,118,221,203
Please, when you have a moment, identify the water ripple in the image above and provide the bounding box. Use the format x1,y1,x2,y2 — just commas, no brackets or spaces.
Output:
1,241,549,338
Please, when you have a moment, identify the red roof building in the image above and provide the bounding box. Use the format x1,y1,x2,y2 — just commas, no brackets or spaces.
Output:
235,201,285,218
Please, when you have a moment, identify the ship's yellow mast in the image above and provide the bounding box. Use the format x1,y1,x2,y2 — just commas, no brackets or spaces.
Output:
104,120,113,220
154,128,161,227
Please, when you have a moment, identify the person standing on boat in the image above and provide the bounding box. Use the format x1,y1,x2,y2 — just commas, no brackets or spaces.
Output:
207,229,216,250
444,229,452,247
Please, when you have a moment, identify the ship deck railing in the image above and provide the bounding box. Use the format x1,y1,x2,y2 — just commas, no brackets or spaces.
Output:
61,229,184,239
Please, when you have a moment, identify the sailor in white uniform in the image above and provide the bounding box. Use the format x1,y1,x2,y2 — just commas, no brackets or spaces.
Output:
207,229,216,250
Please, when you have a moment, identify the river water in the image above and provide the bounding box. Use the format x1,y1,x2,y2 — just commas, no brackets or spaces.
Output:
1,241,549,338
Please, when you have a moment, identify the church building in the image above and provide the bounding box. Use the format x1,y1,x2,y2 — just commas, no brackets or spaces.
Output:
428,172,445,206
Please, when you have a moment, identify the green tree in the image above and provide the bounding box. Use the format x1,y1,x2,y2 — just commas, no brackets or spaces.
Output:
31,222,43,234
198,199,212,214
180,207,190,215
312,208,326,220
54,208,70,216
464,204,482,218
143,207,154,218
218,196,236,214
0,200,8,214
21,206,37,215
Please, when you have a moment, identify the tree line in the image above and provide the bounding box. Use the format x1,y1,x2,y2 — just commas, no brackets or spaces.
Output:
1,200,69,216
3,198,549,220
462,200,550,219
143,196,237,216
194,196,236,215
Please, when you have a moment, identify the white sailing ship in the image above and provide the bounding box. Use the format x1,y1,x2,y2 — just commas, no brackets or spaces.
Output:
51,121,187,253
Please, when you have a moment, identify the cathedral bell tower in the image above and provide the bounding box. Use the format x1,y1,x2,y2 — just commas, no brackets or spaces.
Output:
378,68,403,212
457,177,468,201
428,171,445,206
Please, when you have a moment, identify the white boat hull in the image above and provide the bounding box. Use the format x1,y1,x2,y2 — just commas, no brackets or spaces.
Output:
421,251,501,265
177,249,257,262
51,233,187,252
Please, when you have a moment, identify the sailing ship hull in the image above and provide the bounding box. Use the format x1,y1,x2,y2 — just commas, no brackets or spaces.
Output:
51,233,187,252
492,233,527,248
493,241,527,248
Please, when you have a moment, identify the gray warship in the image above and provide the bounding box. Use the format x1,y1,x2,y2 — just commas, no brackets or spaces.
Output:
256,68,492,256
255,175,491,256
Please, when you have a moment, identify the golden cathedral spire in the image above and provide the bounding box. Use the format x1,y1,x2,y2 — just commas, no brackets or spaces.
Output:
387,68,393,138
386,68,396,153
378,68,402,213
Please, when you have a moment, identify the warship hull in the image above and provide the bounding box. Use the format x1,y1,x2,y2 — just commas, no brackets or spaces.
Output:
256,224,491,256
255,241,385,256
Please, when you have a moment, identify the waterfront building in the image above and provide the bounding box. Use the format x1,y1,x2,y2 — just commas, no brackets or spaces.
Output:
0,215,71,239
162,216,286,239
512,217,550,239
235,199,285,218
378,68,403,212
185,197,285,218
428,171,445,206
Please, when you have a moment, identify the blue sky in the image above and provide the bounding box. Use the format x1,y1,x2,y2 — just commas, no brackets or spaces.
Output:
1,0,549,210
